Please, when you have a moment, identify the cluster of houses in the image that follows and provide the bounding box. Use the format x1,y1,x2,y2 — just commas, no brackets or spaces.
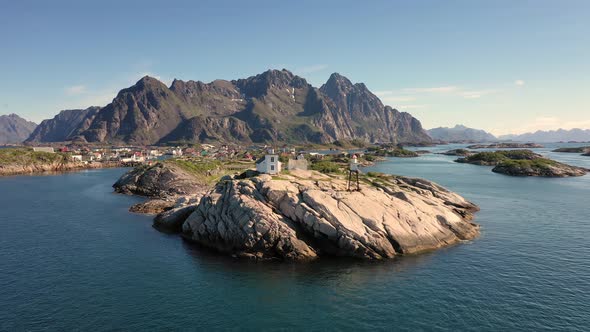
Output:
31,143,364,177
32,146,163,164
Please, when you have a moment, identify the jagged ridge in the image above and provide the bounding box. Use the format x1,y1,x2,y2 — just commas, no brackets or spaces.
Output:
26,69,432,145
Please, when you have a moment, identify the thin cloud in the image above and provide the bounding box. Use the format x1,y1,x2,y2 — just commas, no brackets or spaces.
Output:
64,85,87,95
297,64,328,74
402,86,459,93
379,84,500,101
380,96,416,102
374,91,393,96
515,80,525,86
460,89,497,99
397,104,428,110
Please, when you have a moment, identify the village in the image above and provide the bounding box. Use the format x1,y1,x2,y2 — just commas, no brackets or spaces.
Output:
27,142,372,176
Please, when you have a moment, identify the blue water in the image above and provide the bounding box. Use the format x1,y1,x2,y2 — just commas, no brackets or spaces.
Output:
1,144,589,331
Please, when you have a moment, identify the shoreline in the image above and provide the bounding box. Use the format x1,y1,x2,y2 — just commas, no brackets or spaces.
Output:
0,161,127,177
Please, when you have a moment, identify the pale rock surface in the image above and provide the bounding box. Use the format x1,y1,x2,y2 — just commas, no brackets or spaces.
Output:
181,170,479,261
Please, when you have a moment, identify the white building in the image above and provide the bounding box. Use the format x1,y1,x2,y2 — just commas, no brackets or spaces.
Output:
33,147,54,153
121,155,145,163
71,154,83,162
256,150,282,174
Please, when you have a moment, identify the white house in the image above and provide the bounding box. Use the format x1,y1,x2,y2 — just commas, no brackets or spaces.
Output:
120,154,145,163
71,154,83,162
256,150,282,174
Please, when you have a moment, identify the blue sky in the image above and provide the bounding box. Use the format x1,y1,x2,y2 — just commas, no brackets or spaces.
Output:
1,0,588,135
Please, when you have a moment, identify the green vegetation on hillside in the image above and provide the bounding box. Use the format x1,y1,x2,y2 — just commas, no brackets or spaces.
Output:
366,145,419,157
496,158,558,169
310,160,341,174
165,157,252,184
0,148,69,166
457,150,540,165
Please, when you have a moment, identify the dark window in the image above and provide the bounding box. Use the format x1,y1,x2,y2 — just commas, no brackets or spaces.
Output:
271,157,275,162
271,165,275,171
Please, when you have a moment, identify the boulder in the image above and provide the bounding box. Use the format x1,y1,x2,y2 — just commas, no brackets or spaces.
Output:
113,162,208,198
129,199,175,214
154,204,198,232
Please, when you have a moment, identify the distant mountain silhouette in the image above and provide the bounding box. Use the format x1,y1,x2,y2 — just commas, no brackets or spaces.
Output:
0,114,37,144
499,128,590,142
427,124,496,142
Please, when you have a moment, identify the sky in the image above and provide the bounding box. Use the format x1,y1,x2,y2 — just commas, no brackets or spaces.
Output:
0,0,588,135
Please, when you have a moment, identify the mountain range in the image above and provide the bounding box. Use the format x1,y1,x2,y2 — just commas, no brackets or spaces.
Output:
25,69,432,145
499,129,590,143
427,125,497,142
0,114,37,144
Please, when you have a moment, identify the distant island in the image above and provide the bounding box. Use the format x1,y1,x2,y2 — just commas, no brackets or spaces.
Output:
456,150,587,177
552,146,590,157
466,143,544,149
427,124,496,142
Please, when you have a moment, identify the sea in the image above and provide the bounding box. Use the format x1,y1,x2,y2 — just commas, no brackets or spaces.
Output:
1,143,589,331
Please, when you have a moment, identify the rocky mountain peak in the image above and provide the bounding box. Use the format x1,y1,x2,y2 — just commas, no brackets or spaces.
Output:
0,113,37,144
135,75,166,88
27,69,432,145
233,68,308,98
320,72,354,97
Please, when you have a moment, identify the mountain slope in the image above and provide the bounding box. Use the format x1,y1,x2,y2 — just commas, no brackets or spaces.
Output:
0,114,37,144
27,69,432,145
427,125,497,142
499,129,590,142
25,107,100,143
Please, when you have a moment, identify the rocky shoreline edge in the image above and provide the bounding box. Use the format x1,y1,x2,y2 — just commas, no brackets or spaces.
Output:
114,163,480,262
0,160,123,176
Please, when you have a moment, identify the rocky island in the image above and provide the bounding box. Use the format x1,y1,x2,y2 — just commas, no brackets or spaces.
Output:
366,145,420,158
114,157,480,261
466,143,544,149
491,159,587,177
552,146,590,154
439,149,473,156
456,150,587,177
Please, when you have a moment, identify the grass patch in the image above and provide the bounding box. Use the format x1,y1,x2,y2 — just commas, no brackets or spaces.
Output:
459,150,540,164
310,160,342,174
497,158,558,169
366,146,419,157
165,157,253,184
0,148,69,166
